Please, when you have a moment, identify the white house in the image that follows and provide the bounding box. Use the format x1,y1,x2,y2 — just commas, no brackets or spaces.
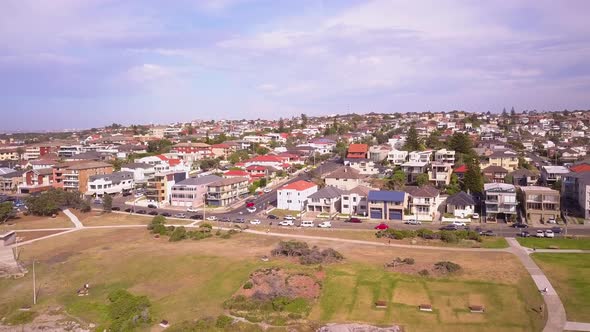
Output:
434,149,456,164
87,171,134,197
408,150,433,163
343,159,379,175
277,180,318,211
387,149,408,166
325,166,366,191
340,185,371,216
405,186,441,222
540,166,569,186
445,192,475,218
121,163,156,184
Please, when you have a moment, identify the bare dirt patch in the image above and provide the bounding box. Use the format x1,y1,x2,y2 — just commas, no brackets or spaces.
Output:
236,268,321,300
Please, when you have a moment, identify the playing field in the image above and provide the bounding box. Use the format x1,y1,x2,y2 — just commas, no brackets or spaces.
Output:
0,227,544,331
73,210,194,226
517,237,590,250
532,253,590,322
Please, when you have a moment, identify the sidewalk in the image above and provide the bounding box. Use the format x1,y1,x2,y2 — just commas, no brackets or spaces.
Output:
62,209,84,229
506,238,566,332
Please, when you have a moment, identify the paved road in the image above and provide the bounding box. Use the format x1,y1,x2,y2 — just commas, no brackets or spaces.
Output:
506,238,567,332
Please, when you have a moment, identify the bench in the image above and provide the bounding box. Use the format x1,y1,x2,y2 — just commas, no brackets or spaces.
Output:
469,305,485,313
375,300,387,309
419,304,433,312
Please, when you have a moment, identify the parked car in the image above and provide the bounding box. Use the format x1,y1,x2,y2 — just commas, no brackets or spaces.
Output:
519,231,531,237
93,199,103,204
550,226,563,234
440,224,459,231
300,220,315,227
147,204,157,209
134,193,144,198
451,221,466,226
317,221,332,228
206,216,217,221
546,218,557,224
279,220,295,226
545,230,555,238
263,187,272,193
221,216,231,222
250,219,261,225
404,219,421,225
347,217,362,223
136,210,147,214
148,211,158,216
284,215,295,220
513,223,529,229
187,207,199,213
480,230,496,237
234,217,246,223
160,212,171,217
471,213,479,219
122,192,132,197
174,213,187,218
190,214,203,220
374,223,389,230
268,215,278,220
111,207,121,211
124,208,132,213
536,230,545,238
247,207,257,213
246,201,255,208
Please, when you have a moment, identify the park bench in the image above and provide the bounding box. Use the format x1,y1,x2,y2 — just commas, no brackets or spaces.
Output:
419,304,433,312
469,305,485,313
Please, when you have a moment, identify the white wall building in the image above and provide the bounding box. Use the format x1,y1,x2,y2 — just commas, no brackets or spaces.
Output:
276,180,318,211
87,171,134,197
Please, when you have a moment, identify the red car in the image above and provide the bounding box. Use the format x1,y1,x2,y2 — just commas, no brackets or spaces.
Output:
347,217,362,223
374,223,389,230
246,201,255,208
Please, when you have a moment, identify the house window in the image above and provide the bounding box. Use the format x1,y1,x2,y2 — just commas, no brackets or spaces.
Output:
343,196,349,200
343,204,349,208
353,197,357,202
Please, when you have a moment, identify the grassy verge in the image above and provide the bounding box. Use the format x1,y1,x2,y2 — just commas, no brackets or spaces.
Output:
517,237,590,250
1,214,73,231
532,253,590,321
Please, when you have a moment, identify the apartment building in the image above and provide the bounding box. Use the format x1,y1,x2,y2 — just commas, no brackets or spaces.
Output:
368,190,407,220
53,161,113,193
206,177,249,207
172,142,212,162
1,170,24,192
434,149,456,164
520,186,560,224
562,172,590,219
23,144,53,160
121,163,156,184
277,180,318,211
325,166,365,190
340,185,371,216
481,150,518,172
401,161,429,183
408,150,433,163
405,186,440,222
387,148,408,166
171,175,222,208
306,186,344,214
0,148,18,161
428,162,453,186
18,168,53,194
87,171,134,197
484,183,517,223
541,166,569,186
57,145,83,158
146,171,188,206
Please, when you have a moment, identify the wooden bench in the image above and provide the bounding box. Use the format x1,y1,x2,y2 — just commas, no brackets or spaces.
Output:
469,305,485,313
375,300,387,309
419,304,433,312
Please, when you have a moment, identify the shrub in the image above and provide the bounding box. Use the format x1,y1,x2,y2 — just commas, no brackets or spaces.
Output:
434,261,462,273
199,223,213,230
107,289,151,332
402,257,415,265
416,228,435,239
169,226,187,242
220,232,232,239
215,315,233,328
440,231,458,243
418,269,430,276
243,281,253,289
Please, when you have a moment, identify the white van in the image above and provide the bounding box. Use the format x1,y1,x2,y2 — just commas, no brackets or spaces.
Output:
300,220,315,228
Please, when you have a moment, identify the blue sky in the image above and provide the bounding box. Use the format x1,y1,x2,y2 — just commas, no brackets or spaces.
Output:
1,0,590,130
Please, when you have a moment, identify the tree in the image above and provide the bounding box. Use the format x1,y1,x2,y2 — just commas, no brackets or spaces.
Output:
463,157,484,193
425,130,443,149
255,145,270,155
16,147,25,160
103,195,113,212
301,113,308,128
0,202,16,224
448,132,473,155
445,174,461,195
147,139,173,154
502,108,508,117
387,170,406,190
278,118,286,133
415,173,429,187
403,125,421,151
551,179,562,191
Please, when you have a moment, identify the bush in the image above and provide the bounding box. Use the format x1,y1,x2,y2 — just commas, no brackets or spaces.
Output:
434,261,462,273
416,228,435,239
402,257,415,265
418,269,430,276
107,289,151,332
199,223,213,230
215,315,233,328
243,281,253,289
440,231,458,243
169,226,187,242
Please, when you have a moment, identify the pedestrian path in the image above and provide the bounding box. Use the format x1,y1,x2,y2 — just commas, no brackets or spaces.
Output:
506,237,566,332
62,209,84,228
565,321,590,331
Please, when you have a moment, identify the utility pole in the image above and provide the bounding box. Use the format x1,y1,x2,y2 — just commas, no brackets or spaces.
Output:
203,193,206,222
32,259,37,305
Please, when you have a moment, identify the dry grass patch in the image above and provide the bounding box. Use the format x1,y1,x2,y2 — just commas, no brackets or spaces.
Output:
1,214,72,231
392,281,430,306
16,230,69,242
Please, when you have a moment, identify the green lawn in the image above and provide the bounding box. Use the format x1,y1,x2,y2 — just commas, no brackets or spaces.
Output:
480,237,509,249
311,263,544,332
532,253,590,322
517,237,590,250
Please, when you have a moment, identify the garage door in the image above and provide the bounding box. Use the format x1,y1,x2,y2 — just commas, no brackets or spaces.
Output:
370,208,383,219
389,210,402,220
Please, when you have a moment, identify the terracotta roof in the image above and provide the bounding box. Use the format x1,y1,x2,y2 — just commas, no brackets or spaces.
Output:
247,155,282,163
224,170,249,177
570,164,590,173
454,165,468,173
347,144,368,153
280,180,317,191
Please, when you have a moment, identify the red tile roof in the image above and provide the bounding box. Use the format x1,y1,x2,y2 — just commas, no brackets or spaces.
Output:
212,143,230,148
570,164,590,173
247,155,282,163
224,170,249,177
348,144,368,153
168,159,181,166
454,164,468,173
280,180,317,191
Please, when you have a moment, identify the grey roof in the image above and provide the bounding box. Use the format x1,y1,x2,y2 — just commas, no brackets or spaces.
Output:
510,168,537,177
174,175,222,187
488,149,517,158
0,168,15,176
89,171,134,183
482,165,509,173
308,186,345,199
121,162,153,170
0,170,24,178
209,176,249,187
344,185,372,196
405,185,440,198
446,192,475,206
326,166,362,179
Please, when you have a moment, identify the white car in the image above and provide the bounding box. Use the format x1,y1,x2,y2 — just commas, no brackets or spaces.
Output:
536,230,545,238
279,220,295,226
250,219,261,225
471,213,479,219
300,220,315,227
263,187,272,193
452,221,466,226
134,193,144,198
247,207,257,213
545,230,555,238
187,207,200,213
206,216,218,221
404,219,421,225
546,218,557,224
174,213,187,218
317,221,332,228
284,215,295,221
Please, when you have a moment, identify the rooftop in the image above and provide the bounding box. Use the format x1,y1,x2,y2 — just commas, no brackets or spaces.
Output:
174,175,222,187
446,191,475,206
368,190,405,202
280,180,317,191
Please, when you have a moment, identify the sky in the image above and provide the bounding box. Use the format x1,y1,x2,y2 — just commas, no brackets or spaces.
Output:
1,0,590,131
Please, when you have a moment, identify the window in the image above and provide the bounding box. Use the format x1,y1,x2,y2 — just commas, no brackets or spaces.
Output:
343,204,349,208
353,197,357,202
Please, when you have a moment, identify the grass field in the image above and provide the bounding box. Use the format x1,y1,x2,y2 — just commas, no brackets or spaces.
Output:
74,211,193,226
532,253,590,322
0,214,73,231
0,228,542,331
517,237,590,250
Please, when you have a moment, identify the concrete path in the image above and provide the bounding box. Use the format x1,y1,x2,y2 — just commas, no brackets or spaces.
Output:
506,238,567,332
565,321,590,331
533,249,590,254
62,209,83,228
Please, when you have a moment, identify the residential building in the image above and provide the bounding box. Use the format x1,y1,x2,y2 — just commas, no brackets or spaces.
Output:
244,155,284,169
343,158,379,175
481,150,518,172
453,164,468,180
23,145,52,160
346,144,369,159
520,186,561,224
340,185,371,216
368,145,391,163
18,168,53,194
541,165,569,186
170,175,222,208
135,155,188,174
306,186,345,214
121,163,156,184
434,149,456,164
172,142,212,161
401,161,429,183
510,169,539,186
1,170,24,192
428,162,453,186
484,183,517,223
562,172,590,219
57,145,83,158
206,177,249,207
482,165,509,183
0,148,18,161
408,150,433,163
405,186,440,221
211,143,231,159
367,190,407,220
87,171,134,197
146,171,188,206
277,180,318,211
387,148,408,166
53,161,113,193
325,166,366,190
445,192,475,218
